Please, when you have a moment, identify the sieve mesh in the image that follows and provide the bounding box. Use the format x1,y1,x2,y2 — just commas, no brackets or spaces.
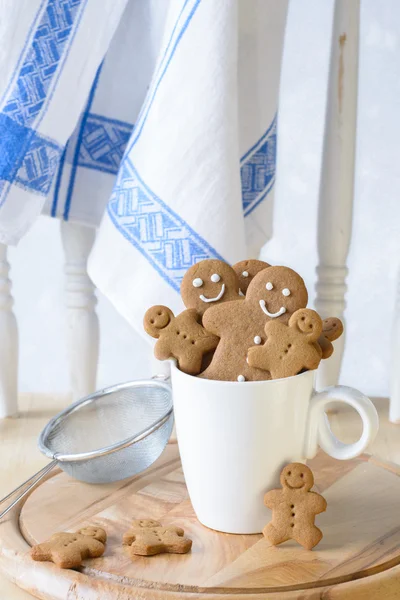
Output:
40,381,173,484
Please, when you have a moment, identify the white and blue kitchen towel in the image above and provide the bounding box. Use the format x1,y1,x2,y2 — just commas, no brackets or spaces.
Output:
0,0,288,333
0,0,129,243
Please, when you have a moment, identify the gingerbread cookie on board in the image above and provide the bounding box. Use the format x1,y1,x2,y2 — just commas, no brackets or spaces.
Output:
232,259,271,295
144,306,219,375
263,463,327,550
123,519,192,557
180,259,242,316
247,308,323,379
200,266,309,381
30,527,107,569
317,317,344,359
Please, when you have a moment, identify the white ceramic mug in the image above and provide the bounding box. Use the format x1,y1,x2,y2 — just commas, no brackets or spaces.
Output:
171,364,379,534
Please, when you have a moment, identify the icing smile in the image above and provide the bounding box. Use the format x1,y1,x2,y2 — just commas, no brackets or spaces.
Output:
285,480,305,490
200,283,225,303
259,300,286,318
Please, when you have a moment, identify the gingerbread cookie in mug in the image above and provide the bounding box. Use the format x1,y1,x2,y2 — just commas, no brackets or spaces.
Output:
180,259,242,317
232,259,271,295
247,308,323,379
144,305,219,375
200,266,308,381
317,317,344,359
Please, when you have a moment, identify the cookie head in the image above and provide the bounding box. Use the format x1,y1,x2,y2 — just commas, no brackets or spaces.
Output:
289,308,322,339
233,259,271,295
247,266,308,322
280,463,314,492
132,519,161,529
323,317,344,341
180,259,239,315
77,526,107,543
144,305,174,338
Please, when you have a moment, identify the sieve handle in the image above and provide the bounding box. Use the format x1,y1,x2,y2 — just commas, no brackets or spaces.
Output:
0,460,58,520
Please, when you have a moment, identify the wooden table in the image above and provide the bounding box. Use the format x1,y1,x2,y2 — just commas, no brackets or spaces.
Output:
0,394,398,599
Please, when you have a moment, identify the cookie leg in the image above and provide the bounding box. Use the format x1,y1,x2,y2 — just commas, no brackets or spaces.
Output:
293,525,323,550
51,547,83,569
262,523,289,546
178,354,202,375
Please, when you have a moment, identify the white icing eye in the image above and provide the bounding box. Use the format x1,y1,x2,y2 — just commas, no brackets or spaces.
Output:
192,278,203,288
282,288,291,297
266,282,274,291
237,375,245,382
211,273,220,283
254,336,261,345
242,271,249,277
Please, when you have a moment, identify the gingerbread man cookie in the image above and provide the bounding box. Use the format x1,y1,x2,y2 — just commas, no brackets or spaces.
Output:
180,259,242,317
232,259,271,295
144,305,219,375
30,526,107,569
247,308,323,379
317,317,344,359
123,519,192,557
200,266,308,381
263,463,327,550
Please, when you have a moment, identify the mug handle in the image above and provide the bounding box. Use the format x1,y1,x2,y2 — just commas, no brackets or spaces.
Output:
303,385,379,460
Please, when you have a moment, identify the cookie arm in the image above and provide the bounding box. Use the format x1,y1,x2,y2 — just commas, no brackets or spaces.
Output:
84,538,107,559
264,489,281,508
123,531,137,546
316,334,334,359
309,491,327,514
154,338,173,361
202,302,234,336
247,345,268,371
30,542,52,562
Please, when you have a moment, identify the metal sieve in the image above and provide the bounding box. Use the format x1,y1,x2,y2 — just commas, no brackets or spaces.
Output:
0,378,173,520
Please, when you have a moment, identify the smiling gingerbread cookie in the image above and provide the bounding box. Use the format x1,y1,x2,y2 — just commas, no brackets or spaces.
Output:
247,308,323,379
232,259,271,295
200,266,309,381
144,305,219,375
180,259,242,317
263,463,327,550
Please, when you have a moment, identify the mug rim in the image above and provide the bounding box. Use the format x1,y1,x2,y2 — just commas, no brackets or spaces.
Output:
169,360,316,386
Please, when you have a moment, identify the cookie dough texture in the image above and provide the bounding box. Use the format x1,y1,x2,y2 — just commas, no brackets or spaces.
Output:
263,463,327,550
123,519,192,557
30,526,107,569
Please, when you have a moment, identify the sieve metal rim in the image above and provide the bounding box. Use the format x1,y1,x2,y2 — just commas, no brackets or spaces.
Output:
38,379,173,463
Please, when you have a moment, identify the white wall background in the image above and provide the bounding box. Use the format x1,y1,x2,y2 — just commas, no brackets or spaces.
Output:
8,0,400,397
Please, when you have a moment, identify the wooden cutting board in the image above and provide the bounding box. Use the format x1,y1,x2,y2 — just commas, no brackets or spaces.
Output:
1,443,400,599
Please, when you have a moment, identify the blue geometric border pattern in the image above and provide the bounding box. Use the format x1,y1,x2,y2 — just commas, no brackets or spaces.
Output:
240,115,277,217
0,113,61,195
2,0,84,127
107,159,225,292
77,113,133,176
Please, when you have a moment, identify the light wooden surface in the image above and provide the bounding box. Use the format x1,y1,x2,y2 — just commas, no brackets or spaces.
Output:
0,394,399,599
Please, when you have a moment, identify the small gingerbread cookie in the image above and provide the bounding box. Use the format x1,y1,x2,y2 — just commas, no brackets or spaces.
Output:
180,259,242,316
123,519,192,557
144,305,219,375
30,526,107,569
247,308,323,379
232,259,271,295
263,463,327,550
318,317,344,359
200,267,309,381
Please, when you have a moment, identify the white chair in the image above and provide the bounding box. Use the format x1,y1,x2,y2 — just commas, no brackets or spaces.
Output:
0,222,99,417
1,0,393,419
